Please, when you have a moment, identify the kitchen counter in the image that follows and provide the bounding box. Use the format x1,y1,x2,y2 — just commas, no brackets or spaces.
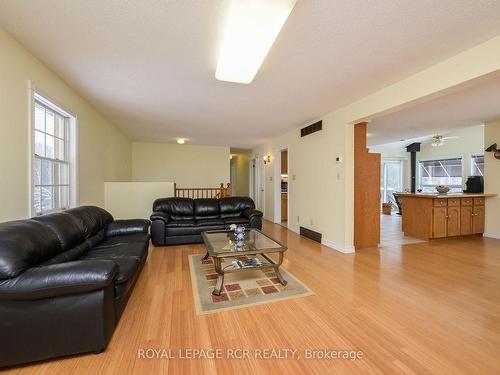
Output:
395,192,496,239
394,192,496,199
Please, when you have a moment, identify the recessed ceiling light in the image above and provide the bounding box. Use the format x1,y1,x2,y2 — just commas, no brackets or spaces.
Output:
177,138,185,144
215,0,297,84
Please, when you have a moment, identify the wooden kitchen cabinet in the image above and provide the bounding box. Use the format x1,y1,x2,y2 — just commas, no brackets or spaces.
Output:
281,193,288,221
432,207,448,238
460,205,473,235
446,205,461,237
473,205,485,234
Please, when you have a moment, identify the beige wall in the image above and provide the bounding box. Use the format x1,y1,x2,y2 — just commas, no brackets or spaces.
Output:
0,26,131,222
230,151,250,196
104,182,174,219
131,142,230,187
484,119,500,237
254,36,500,252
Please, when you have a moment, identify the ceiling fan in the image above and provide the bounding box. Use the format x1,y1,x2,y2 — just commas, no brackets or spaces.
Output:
426,134,459,147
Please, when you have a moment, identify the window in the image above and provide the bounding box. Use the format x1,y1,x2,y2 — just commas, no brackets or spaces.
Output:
471,155,484,177
419,158,463,193
32,93,75,215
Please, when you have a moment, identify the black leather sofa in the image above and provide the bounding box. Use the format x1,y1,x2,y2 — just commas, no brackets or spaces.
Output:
150,196,263,245
0,206,150,368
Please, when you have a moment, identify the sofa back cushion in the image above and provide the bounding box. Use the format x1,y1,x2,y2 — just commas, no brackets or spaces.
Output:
65,206,114,238
0,220,62,279
32,212,85,251
219,197,255,218
194,199,220,220
153,198,194,221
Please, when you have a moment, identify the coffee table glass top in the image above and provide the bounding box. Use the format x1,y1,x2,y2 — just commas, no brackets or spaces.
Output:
202,229,287,257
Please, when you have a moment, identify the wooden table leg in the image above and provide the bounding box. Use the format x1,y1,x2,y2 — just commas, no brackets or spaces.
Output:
212,258,224,296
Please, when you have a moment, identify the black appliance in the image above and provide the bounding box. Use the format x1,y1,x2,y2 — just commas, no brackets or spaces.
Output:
281,180,288,192
464,176,484,193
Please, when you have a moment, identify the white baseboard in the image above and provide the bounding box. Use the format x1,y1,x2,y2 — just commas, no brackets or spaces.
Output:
321,238,355,254
483,233,500,240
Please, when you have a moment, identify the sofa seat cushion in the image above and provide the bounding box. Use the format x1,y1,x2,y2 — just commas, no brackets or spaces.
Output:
196,218,225,227
223,217,250,226
80,252,139,285
84,242,148,263
97,233,150,247
165,224,224,237
166,220,196,228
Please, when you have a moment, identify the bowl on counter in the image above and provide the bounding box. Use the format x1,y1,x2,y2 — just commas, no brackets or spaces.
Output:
435,185,450,194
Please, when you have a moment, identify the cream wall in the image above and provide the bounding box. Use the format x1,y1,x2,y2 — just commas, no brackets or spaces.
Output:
0,26,131,222
104,182,174,219
131,142,230,187
254,36,500,252
484,119,500,237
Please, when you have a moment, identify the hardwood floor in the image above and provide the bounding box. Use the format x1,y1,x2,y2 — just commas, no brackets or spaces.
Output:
6,220,500,374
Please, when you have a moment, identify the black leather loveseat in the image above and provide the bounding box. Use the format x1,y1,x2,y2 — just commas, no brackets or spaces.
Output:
150,196,263,245
0,206,150,368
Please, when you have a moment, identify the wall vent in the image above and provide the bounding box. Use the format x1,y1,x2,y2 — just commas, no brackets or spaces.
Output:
300,226,322,243
301,120,322,137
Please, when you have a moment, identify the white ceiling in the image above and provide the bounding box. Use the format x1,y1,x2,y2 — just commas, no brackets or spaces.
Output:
367,72,500,148
1,1,500,147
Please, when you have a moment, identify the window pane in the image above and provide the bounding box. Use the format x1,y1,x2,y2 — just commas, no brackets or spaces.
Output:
41,186,53,212
34,187,42,214
35,130,45,156
46,135,55,158
41,159,53,185
60,186,69,208
419,158,463,193
55,138,65,160
33,158,41,185
46,111,55,135
35,105,45,131
55,115,65,139
59,163,69,185
471,155,484,177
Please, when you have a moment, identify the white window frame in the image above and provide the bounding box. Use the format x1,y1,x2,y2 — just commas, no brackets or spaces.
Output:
29,82,78,216
470,154,484,177
417,155,464,193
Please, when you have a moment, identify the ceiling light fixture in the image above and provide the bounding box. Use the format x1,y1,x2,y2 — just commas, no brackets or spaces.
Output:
215,0,297,84
177,138,185,144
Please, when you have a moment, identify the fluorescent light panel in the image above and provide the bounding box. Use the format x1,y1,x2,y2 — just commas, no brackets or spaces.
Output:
216,0,296,84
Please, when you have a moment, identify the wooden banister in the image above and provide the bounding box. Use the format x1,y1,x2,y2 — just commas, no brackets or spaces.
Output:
174,183,231,199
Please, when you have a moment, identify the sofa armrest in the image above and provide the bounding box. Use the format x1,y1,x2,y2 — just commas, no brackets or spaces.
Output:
106,219,151,237
242,208,263,219
0,260,118,301
150,211,171,224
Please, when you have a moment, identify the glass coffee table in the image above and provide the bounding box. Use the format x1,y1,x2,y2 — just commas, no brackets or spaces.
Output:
201,229,288,296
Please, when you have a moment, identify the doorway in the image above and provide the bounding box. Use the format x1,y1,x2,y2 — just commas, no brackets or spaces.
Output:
280,149,288,227
381,160,403,209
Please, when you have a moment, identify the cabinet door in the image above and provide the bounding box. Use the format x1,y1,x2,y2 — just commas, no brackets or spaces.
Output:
281,195,287,221
432,207,448,238
447,206,460,237
460,206,473,235
473,205,485,234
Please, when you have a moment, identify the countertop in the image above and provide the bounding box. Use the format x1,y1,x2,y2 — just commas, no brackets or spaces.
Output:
393,192,497,199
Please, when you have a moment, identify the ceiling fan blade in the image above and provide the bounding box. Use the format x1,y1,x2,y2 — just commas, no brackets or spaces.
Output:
442,136,459,140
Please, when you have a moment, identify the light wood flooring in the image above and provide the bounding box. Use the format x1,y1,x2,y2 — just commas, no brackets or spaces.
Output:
5,220,500,374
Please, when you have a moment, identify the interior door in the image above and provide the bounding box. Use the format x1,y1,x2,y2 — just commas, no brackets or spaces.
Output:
381,160,403,208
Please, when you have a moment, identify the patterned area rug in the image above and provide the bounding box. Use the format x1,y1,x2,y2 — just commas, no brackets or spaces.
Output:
188,254,314,315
